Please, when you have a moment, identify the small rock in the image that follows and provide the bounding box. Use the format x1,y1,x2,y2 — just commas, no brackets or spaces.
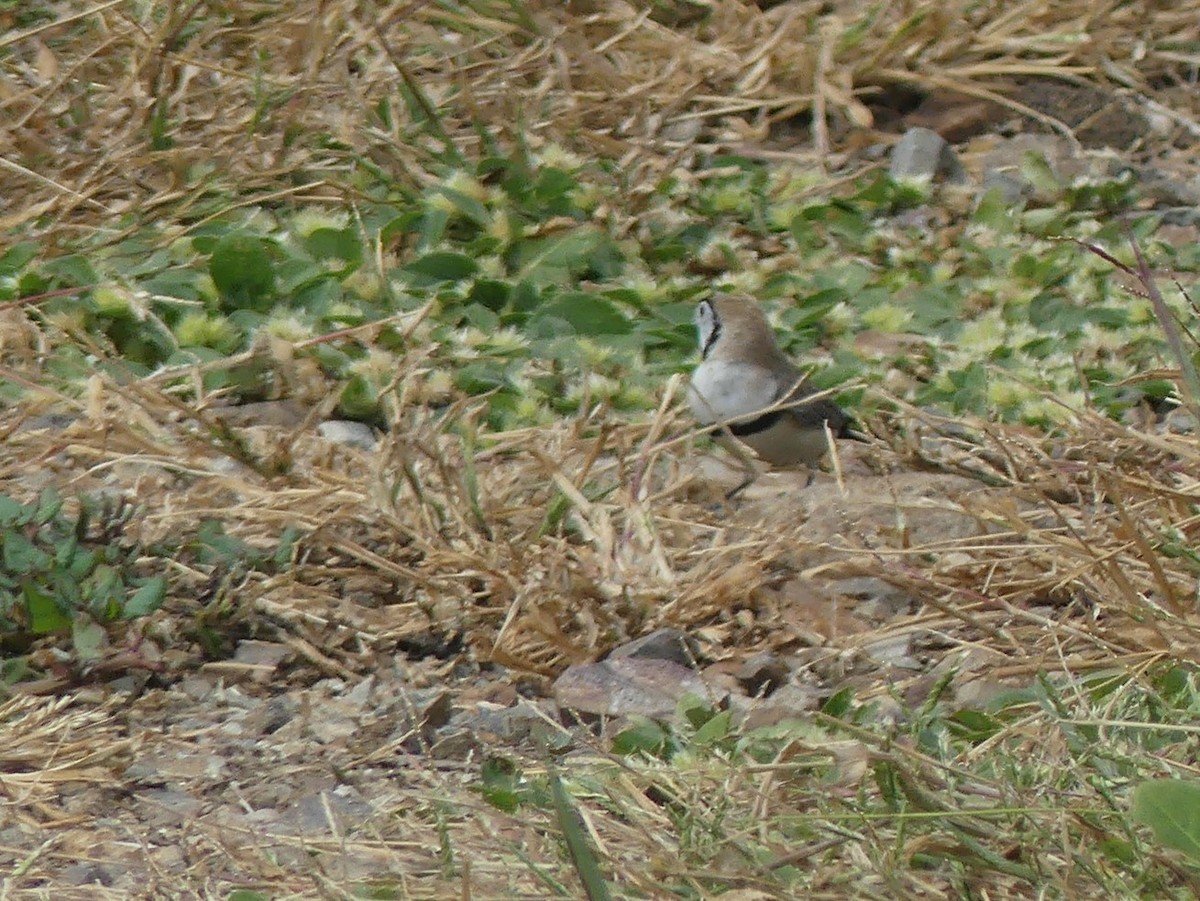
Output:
701,660,745,696
318,420,378,450
256,695,298,734
825,577,913,618
125,750,229,784
234,639,292,667
308,713,359,745
733,682,820,730
661,117,702,144
343,674,377,709
736,652,790,697
134,788,206,827
436,699,559,756
1161,408,1197,435
287,787,373,836
980,170,1032,205
62,862,121,887
954,675,1016,709
385,688,454,752
862,634,920,670
13,412,78,433
607,628,699,668
457,678,521,707
889,127,965,183
404,688,454,732
227,639,293,684
214,399,310,428
555,657,726,719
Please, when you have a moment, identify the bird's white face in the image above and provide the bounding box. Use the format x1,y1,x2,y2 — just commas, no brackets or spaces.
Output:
695,299,719,358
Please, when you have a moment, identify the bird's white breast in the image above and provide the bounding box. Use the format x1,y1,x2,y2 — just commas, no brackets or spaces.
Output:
689,360,779,424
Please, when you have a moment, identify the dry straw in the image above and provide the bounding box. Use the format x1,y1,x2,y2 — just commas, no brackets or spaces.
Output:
3,1,1200,236
4,1,1200,895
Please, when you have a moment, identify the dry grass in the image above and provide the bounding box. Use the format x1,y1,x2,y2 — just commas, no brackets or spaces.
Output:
5,0,1200,897
4,1,1200,238
3,356,1200,895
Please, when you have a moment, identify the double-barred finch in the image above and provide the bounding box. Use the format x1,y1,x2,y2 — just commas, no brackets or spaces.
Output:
688,294,864,498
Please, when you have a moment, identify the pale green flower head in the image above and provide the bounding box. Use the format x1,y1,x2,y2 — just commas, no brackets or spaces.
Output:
291,208,349,238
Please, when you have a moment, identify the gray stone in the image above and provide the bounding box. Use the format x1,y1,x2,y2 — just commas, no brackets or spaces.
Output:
1161,408,1197,435
607,628,698,668
980,170,1032,204
318,419,378,450
13,412,78,433
433,699,561,757
826,576,914,618
733,682,820,730
736,651,790,697
555,657,725,719
862,633,920,670
889,127,965,183
286,786,373,836
214,399,310,428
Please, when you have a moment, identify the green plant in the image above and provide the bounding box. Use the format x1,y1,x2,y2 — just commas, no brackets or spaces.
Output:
1132,779,1200,865
0,488,166,638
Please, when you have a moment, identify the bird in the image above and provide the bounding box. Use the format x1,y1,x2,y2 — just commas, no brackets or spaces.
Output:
687,294,863,498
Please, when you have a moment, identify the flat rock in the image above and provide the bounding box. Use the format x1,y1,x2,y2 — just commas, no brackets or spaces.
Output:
890,127,966,183
735,651,790,697
554,657,726,718
607,627,699,668
733,683,821,730
212,399,311,428
318,419,379,450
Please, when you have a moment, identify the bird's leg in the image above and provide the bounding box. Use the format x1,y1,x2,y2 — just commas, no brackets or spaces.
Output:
725,471,757,500
714,425,761,500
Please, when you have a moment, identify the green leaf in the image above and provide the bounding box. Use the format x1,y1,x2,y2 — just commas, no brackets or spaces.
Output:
527,167,580,216
193,520,257,566
467,278,512,312
1131,779,1200,863
4,533,50,574
401,251,478,285
1018,151,1061,196
822,686,855,718
479,757,523,813
54,532,80,569
42,254,98,287
273,527,302,569
125,576,168,618
0,494,26,525
35,486,63,524
611,717,674,758
72,616,107,660
531,292,631,336
339,376,381,420
434,186,491,228
511,228,602,286
24,583,71,634
550,770,612,901
209,233,276,311
679,694,718,730
691,709,733,747
947,361,988,412
142,269,203,303
948,708,1002,742
304,227,362,265
0,241,39,274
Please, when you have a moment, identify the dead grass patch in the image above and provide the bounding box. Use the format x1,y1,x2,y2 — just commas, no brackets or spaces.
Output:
4,1,1200,238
